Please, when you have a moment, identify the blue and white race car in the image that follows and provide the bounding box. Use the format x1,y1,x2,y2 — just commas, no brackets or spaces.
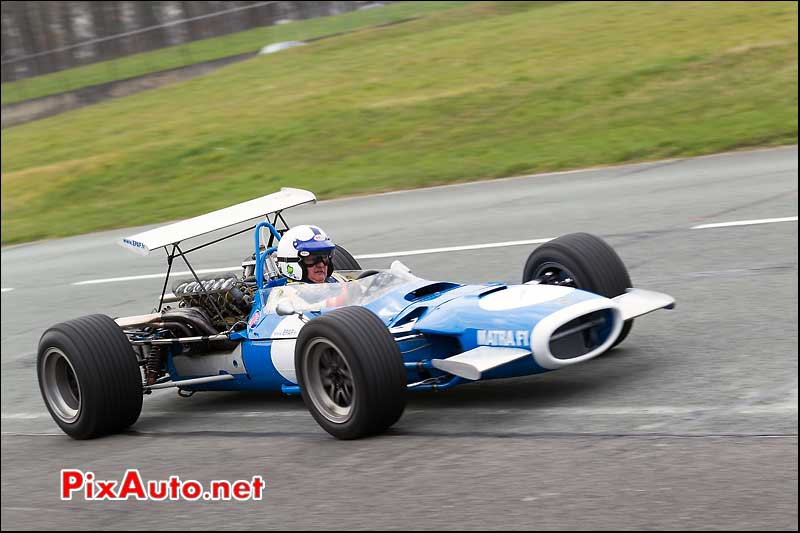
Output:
37,188,675,440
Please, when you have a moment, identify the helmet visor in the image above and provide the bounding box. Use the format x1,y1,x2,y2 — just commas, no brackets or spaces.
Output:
301,252,332,267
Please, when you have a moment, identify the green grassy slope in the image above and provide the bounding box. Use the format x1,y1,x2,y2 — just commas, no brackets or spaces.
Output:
2,1,797,244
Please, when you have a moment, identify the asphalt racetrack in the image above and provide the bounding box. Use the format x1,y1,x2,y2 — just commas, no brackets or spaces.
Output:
2,146,797,530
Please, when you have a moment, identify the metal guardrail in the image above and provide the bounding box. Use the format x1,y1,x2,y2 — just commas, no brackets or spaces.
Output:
1,1,374,89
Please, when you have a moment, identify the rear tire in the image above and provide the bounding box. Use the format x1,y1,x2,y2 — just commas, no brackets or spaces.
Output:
332,245,361,271
523,233,633,347
295,306,406,439
37,314,143,439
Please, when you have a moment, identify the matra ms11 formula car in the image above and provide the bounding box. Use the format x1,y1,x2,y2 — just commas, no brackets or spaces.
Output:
37,188,675,440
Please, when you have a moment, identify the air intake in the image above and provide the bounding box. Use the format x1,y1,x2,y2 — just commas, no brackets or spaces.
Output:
405,282,461,301
530,299,623,370
549,309,614,359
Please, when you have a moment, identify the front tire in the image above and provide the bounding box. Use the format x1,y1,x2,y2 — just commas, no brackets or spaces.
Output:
37,314,143,439
523,233,634,347
295,306,406,439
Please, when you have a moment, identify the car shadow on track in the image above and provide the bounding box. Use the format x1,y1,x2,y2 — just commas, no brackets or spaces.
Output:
127,344,661,438
405,346,652,409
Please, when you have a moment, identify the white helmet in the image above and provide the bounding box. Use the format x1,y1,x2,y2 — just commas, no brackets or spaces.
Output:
276,225,336,282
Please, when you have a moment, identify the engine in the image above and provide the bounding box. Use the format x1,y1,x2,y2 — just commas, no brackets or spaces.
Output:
125,276,254,386
172,275,256,329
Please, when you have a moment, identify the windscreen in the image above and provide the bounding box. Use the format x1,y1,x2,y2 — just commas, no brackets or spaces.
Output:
263,268,421,314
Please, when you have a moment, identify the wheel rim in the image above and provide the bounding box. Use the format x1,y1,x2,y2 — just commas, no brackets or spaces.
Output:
302,338,355,424
532,261,579,287
42,347,81,424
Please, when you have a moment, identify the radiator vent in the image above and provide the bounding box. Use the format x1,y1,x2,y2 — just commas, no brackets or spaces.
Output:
549,309,614,360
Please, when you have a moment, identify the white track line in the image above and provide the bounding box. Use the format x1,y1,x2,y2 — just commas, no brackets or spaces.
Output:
70,239,555,285
353,238,554,260
1,288,14,293
72,266,241,286
68,215,798,286
692,216,797,230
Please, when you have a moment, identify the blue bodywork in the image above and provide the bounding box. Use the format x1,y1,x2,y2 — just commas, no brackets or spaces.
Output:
165,222,617,394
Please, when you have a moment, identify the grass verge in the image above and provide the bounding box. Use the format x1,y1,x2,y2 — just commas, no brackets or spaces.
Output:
2,1,797,245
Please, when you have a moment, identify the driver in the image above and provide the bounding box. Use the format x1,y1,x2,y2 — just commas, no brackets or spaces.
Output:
276,225,338,284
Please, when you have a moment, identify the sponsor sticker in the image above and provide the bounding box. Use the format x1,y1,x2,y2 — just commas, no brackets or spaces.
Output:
476,329,531,348
249,310,262,328
123,238,146,249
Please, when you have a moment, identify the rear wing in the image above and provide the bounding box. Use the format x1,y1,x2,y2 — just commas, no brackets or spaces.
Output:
118,188,316,256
